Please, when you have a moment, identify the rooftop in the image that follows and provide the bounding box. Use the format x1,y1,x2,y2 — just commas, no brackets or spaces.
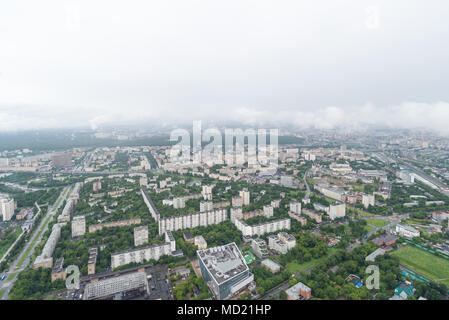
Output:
88,247,98,265
261,259,280,271
197,242,248,285
83,271,148,300
52,257,64,273
397,224,419,233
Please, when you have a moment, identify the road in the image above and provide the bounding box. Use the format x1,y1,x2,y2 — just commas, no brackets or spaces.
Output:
0,186,71,300
303,170,311,201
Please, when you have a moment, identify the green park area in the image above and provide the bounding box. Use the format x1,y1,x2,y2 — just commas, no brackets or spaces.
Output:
349,207,373,217
391,246,449,286
287,247,337,274
0,228,22,260
366,218,390,228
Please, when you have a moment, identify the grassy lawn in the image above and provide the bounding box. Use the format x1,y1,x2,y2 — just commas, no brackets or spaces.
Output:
7,273,15,281
0,289,5,299
391,246,449,286
367,218,390,228
349,207,373,217
287,248,337,274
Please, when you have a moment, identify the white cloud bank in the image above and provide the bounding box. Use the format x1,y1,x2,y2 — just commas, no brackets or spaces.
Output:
1,101,449,135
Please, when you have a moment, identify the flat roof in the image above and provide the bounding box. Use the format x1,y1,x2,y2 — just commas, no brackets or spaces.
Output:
397,224,419,233
52,257,64,273
83,271,148,300
197,242,248,285
261,259,280,270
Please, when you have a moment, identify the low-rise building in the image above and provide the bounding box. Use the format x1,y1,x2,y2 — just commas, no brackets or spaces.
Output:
302,209,322,223
194,235,208,250
285,282,311,300
251,238,268,259
395,224,420,239
171,265,191,278
83,271,149,300
432,212,449,223
373,234,398,247
393,281,415,300
288,211,307,226
183,231,195,243
365,248,386,262
261,259,280,274
51,257,66,282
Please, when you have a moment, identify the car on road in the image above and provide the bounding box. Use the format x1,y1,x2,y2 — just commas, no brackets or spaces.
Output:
0,274,6,281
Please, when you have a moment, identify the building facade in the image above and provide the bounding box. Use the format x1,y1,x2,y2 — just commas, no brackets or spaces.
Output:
71,215,86,237
134,226,149,247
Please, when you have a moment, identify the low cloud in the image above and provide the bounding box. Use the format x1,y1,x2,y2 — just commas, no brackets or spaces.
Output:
1,101,449,135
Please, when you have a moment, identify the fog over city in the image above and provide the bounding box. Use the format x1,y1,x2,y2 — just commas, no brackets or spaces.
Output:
1,0,449,133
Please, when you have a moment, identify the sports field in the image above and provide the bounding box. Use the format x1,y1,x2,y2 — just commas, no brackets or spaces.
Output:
391,246,449,286
242,250,256,264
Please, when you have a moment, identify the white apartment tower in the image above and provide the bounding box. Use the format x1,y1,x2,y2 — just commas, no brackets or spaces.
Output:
202,185,213,201
239,189,251,206
134,226,149,247
200,201,213,212
71,215,86,237
93,181,102,192
173,197,186,209
263,205,274,218
289,202,302,215
0,198,15,221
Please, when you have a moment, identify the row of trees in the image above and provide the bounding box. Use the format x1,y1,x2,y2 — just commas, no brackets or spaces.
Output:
9,268,65,300
277,232,328,266
173,221,244,258
252,266,290,295
300,243,401,300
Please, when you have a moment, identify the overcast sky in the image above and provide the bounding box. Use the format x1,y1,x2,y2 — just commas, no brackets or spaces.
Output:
1,1,449,133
